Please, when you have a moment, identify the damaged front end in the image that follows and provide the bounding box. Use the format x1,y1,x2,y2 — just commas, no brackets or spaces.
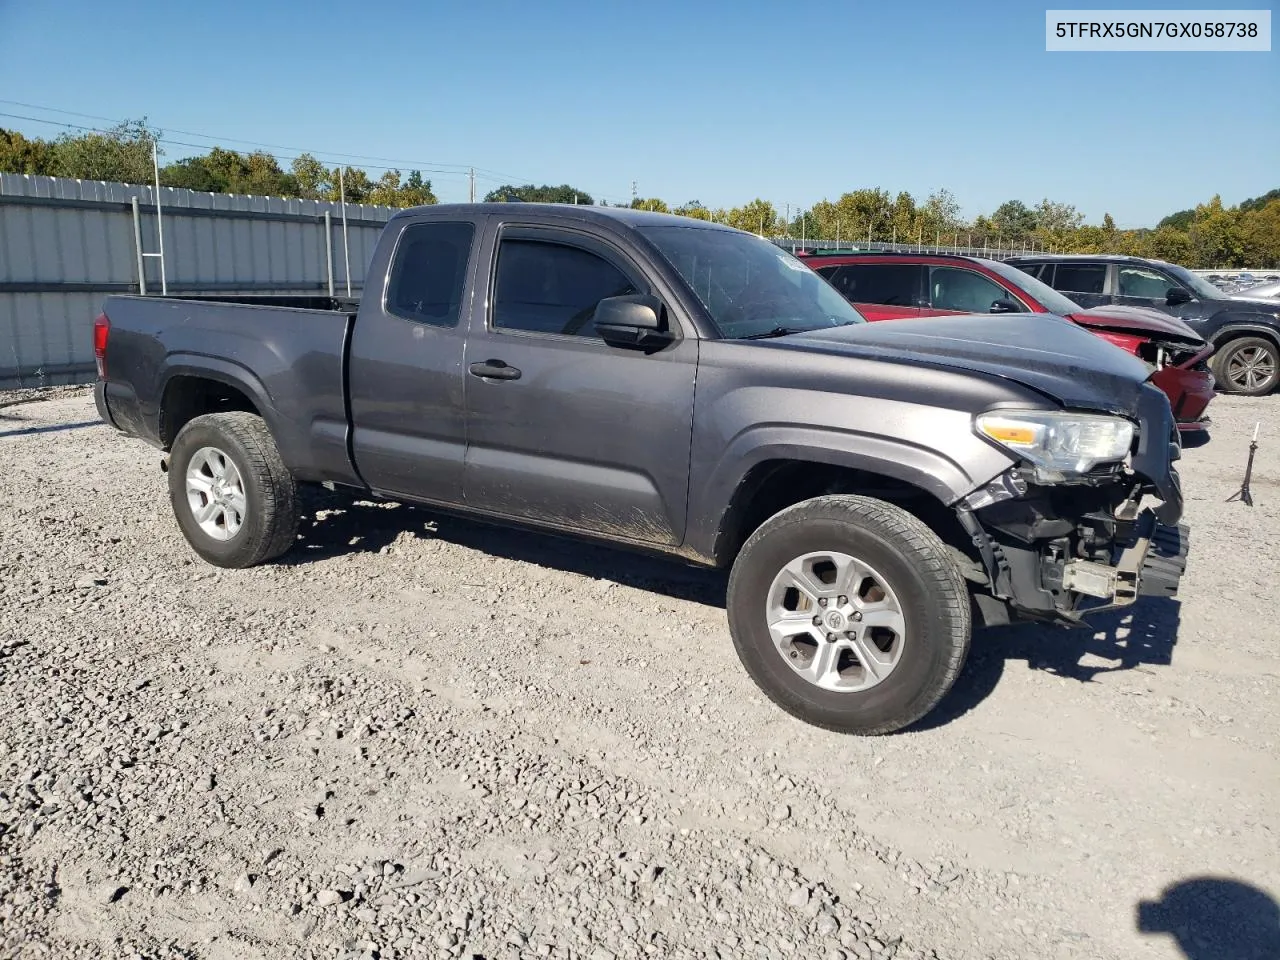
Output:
1073,307,1217,432
958,384,1189,628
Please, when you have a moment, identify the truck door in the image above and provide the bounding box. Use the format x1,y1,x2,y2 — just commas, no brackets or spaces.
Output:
347,218,479,503
461,222,697,546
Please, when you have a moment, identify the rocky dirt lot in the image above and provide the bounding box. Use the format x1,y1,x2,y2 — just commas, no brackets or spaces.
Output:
0,389,1277,960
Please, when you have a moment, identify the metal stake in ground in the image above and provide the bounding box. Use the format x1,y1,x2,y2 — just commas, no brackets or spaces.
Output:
1226,422,1261,507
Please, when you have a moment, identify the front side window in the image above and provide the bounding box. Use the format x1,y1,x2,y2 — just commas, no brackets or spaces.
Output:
492,238,637,338
827,264,921,306
385,221,475,327
928,266,1020,314
1118,265,1173,299
1053,263,1107,295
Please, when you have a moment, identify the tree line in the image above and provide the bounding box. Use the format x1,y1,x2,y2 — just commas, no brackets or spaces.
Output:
2,120,1276,267
0,120,437,207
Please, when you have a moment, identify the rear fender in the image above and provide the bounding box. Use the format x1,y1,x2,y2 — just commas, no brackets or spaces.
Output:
156,356,285,452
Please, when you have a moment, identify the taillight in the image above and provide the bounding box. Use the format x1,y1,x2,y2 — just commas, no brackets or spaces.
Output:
93,313,109,379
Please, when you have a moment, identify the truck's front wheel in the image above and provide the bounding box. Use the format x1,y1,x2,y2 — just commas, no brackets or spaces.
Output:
727,495,971,735
167,412,300,568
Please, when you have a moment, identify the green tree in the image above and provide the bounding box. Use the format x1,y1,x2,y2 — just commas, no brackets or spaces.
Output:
990,200,1037,241
1032,198,1084,250
290,153,329,199
1236,199,1280,267
0,128,56,174
325,166,371,203
160,156,223,192
889,192,917,244
1186,195,1241,267
1238,188,1279,213
1140,226,1192,263
483,183,593,204
916,188,961,242
50,119,158,184
725,198,780,235
1157,208,1195,231
630,197,670,213
674,201,714,222
399,170,437,206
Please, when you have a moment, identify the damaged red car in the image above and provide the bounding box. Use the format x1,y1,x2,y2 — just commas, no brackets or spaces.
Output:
798,251,1215,434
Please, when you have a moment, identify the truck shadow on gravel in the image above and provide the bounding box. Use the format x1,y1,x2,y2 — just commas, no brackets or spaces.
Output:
911,597,1183,731
289,493,1186,730
285,494,729,607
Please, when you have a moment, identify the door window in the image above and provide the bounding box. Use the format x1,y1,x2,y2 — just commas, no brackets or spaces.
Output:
1053,263,1107,295
492,239,637,338
827,264,921,305
1118,265,1174,299
928,266,1019,313
385,221,475,327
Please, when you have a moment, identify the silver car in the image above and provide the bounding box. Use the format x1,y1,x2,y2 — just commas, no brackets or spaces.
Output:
1234,279,1280,301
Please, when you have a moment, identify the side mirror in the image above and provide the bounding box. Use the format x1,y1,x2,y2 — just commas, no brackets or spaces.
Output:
593,294,673,349
1166,287,1193,306
989,298,1020,314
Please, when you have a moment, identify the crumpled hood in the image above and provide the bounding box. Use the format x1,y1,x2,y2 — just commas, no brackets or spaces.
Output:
1069,305,1206,346
776,313,1155,417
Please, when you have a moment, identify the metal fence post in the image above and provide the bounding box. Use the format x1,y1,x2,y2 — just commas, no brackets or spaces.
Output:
131,197,148,296
324,211,335,298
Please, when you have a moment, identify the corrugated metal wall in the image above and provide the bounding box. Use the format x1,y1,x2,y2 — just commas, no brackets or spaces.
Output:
0,173,396,388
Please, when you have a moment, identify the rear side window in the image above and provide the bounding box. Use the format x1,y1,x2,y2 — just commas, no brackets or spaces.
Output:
492,239,637,338
386,221,475,327
1052,263,1106,295
1014,262,1050,280
826,264,921,306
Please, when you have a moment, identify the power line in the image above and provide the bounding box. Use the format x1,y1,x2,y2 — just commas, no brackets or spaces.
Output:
0,98,475,172
0,101,635,206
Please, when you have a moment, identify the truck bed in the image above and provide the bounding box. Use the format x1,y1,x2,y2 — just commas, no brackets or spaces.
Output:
98,295,361,487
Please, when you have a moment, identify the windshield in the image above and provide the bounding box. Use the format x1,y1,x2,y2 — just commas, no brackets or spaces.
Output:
1164,263,1228,300
637,226,866,338
985,259,1083,316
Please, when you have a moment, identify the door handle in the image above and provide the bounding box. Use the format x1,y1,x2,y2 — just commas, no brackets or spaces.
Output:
469,359,522,381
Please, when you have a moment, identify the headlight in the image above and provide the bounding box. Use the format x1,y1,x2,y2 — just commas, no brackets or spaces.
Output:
975,410,1135,480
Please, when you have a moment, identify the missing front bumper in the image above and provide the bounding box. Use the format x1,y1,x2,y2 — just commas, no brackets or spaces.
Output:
961,499,1190,628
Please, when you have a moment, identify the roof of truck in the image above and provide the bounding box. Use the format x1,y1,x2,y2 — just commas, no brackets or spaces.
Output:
393,202,739,230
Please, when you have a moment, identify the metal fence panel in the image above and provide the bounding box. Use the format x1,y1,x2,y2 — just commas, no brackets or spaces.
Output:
0,173,395,388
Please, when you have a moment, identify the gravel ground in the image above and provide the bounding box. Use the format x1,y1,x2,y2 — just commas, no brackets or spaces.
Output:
1,389,1277,960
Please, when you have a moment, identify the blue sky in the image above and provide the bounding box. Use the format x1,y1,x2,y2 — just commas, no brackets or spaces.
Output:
0,0,1275,225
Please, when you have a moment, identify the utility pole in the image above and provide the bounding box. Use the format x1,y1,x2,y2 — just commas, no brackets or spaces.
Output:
468,167,475,203
631,180,637,205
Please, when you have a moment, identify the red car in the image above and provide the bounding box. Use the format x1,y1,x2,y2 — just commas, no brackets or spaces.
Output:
798,252,1215,433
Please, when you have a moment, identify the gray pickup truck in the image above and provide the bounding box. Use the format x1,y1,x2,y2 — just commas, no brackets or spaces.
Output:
94,203,1189,734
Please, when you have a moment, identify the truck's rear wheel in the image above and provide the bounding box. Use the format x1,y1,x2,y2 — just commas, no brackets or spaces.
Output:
727,495,970,735
167,412,300,568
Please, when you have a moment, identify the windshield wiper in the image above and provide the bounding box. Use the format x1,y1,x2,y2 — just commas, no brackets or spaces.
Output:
740,326,804,340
